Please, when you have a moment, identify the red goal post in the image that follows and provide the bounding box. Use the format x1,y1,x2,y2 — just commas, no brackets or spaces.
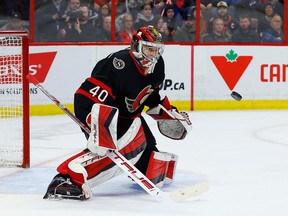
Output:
0,31,30,168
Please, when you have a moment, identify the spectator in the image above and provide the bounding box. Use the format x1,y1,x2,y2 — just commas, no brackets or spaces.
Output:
35,0,68,42
63,5,98,41
96,15,111,41
201,0,221,26
115,0,141,20
231,13,261,42
261,14,283,43
63,0,81,22
92,3,110,28
201,17,231,42
0,12,29,32
134,2,156,29
116,12,136,43
162,4,181,41
258,3,275,34
209,1,238,34
192,7,208,36
154,14,164,31
201,0,232,17
115,3,126,32
270,0,283,20
58,0,82,39
153,15,170,42
174,12,196,42
250,13,260,33
128,0,141,16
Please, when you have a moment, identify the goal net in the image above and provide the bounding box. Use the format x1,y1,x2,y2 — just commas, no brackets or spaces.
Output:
0,31,29,168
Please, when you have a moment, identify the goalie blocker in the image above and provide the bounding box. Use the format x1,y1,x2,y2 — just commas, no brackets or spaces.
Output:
44,104,179,200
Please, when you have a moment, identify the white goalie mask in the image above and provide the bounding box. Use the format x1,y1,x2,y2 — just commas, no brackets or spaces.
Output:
131,25,164,74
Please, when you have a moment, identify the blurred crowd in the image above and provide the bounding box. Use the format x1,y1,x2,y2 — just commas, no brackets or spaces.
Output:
33,0,196,42
0,0,285,43
200,0,284,42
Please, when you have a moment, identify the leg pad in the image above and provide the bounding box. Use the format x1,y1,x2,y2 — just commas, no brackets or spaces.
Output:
145,151,178,187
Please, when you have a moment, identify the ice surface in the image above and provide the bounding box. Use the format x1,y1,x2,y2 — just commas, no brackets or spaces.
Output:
1,111,288,216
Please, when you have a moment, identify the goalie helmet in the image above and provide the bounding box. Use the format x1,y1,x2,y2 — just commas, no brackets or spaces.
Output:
131,25,164,74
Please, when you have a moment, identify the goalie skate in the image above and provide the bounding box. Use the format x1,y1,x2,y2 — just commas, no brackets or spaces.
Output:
43,174,87,201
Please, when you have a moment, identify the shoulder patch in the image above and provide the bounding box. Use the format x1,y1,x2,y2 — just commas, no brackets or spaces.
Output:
113,57,125,70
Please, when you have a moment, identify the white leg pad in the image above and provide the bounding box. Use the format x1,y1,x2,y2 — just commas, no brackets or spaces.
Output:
61,117,146,193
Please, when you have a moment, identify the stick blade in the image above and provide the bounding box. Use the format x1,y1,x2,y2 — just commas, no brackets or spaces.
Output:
169,182,209,202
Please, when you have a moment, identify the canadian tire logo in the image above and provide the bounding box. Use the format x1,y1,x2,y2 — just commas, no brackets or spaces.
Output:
0,52,57,84
211,50,253,90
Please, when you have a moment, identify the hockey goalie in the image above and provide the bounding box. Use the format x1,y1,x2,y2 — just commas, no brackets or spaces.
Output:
43,26,192,200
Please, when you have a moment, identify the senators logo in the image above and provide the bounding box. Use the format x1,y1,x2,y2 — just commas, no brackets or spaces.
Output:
125,85,154,112
113,57,125,70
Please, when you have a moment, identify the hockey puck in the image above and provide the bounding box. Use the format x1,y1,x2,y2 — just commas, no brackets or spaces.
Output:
231,91,242,101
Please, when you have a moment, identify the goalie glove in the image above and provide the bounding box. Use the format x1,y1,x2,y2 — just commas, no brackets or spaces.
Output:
87,104,119,156
146,97,192,140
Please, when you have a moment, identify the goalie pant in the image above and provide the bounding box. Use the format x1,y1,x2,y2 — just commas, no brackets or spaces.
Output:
54,116,178,199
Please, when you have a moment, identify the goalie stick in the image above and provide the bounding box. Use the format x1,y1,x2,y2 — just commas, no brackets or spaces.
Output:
27,74,208,202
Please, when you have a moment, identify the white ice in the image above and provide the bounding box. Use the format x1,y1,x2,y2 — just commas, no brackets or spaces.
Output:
1,110,288,216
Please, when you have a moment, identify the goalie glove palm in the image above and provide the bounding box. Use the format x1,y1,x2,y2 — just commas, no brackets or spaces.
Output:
147,105,192,140
159,109,192,140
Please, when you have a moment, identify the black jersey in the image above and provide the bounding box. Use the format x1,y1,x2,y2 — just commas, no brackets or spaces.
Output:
75,49,165,119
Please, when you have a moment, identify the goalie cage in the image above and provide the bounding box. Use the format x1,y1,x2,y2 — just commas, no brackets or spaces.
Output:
0,31,30,168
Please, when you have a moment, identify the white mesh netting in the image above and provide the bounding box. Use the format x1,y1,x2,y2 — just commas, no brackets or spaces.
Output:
0,36,24,167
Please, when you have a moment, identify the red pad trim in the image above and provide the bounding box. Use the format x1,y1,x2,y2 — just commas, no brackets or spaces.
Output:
146,152,168,180
57,150,87,174
98,105,117,149
161,96,172,110
166,160,176,179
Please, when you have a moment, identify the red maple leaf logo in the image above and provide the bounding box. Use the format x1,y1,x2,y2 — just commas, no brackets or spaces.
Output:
211,50,253,90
